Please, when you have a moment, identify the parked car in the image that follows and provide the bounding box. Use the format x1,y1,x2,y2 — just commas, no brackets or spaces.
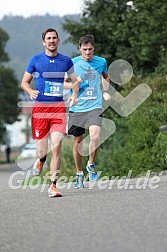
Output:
20,143,36,158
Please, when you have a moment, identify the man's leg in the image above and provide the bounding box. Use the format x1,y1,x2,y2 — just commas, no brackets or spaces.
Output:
32,137,48,176
50,131,65,181
73,134,85,188
68,111,86,188
47,131,64,197
36,137,48,159
73,135,83,173
88,125,101,164
31,104,49,174
86,125,101,181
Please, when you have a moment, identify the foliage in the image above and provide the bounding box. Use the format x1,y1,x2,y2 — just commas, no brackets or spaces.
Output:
0,28,20,144
63,0,167,75
0,28,9,63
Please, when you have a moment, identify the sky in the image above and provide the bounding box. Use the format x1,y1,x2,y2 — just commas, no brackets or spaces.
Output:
0,0,84,19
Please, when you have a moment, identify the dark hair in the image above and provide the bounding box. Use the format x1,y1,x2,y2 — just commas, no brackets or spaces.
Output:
42,28,59,41
79,34,95,47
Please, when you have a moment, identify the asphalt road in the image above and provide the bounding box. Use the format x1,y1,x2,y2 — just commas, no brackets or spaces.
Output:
0,162,167,252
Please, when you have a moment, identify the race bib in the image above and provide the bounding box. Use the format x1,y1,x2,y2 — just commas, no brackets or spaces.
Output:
80,87,97,100
44,81,63,97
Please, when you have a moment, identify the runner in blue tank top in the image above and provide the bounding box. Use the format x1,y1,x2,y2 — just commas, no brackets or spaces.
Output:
64,34,111,188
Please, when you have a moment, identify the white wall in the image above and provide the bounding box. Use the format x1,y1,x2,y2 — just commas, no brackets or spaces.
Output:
6,114,33,147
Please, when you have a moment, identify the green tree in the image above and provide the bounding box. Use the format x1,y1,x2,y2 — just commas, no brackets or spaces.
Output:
63,0,129,62
0,28,20,143
63,0,167,75
121,0,167,74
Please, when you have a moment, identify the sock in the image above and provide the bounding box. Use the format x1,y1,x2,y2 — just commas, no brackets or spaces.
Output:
50,180,57,185
77,171,83,175
88,162,94,167
40,155,47,163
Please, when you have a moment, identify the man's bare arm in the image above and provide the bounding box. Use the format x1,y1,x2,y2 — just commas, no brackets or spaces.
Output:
101,73,111,101
21,72,39,99
66,72,79,107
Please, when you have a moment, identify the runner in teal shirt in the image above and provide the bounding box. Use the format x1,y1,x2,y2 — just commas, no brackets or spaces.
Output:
64,34,111,188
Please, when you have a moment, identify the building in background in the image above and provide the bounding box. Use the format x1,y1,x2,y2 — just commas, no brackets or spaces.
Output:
6,93,34,147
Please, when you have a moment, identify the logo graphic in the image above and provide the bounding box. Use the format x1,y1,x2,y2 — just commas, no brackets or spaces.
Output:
35,130,39,138
79,65,98,85
105,59,152,117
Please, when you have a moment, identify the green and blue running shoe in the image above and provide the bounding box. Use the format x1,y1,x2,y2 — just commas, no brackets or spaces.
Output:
86,163,99,181
75,174,85,189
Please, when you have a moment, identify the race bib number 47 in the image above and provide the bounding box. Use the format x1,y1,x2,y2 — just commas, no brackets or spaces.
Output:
44,81,63,97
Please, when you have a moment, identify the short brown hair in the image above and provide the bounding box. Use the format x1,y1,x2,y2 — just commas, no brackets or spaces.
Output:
79,34,95,47
42,28,59,41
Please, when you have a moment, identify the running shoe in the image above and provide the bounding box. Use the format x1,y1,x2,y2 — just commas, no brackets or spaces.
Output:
48,183,62,198
86,163,99,181
32,158,45,176
75,174,85,189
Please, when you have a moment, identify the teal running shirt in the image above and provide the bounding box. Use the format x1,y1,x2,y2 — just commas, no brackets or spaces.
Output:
69,55,108,112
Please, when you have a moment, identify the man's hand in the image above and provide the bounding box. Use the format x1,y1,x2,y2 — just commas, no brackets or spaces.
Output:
103,91,111,101
29,90,40,100
67,93,78,107
77,76,83,84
